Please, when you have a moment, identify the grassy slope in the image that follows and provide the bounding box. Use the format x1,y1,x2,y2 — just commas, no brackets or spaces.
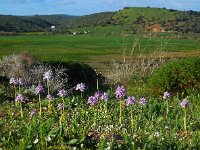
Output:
68,7,200,34
112,7,175,24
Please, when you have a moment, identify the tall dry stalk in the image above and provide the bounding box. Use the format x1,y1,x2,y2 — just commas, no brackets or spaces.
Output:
106,36,170,85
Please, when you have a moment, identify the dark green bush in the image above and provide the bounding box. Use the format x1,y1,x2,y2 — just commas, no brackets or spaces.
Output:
147,58,200,96
46,61,107,92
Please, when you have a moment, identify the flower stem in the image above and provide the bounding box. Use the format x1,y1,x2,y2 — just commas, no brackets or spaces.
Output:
119,100,122,124
47,81,52,112
81,92,85,114
81,91,83,99
14,85,16,96
130,106,134,128
59,111,64,137
48,101,51,112
62,97,65,111
14,85,17,106
47,80,50,95
39,94,42,117
100,102,102,112
94,107,97,127
167,100,169,115
20,102,23,118
184,108,187,132
105,102,107,114
47,80,52,112
18,85,21,94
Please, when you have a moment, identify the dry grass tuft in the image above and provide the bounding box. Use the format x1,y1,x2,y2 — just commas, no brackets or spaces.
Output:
106,37,171,84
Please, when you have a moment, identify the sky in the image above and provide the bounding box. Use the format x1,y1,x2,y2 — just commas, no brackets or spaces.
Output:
0,0,200,16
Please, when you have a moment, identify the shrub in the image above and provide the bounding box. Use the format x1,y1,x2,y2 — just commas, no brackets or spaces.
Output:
0,53,35,78
0,54,107,97
108,57,167,85
0,53,68,95
25,63,68,94
147,57,200,96
47,61,107,92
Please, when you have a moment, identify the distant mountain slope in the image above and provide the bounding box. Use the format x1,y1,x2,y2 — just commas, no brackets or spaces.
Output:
0,7,200,33
63,7,200,33
112,7,175,25
21,14,79,25
0,15,52,32
59,12,115,28
0,14,78,32
111,7,200,33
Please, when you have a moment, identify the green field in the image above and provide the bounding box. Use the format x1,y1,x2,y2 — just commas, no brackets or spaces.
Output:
0,34,200,68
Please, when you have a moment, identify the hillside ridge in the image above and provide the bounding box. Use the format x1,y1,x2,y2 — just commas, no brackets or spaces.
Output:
0,7,200,33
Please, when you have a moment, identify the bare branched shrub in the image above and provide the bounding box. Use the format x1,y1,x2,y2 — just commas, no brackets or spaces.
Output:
106,37,170,84
0,53,68,93
24,63,49,85
24,63,68,93
49,66,69,93
0,54,29,78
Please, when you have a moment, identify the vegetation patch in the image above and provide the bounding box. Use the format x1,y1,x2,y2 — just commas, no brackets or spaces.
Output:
148,57,200,96
0,70,199,149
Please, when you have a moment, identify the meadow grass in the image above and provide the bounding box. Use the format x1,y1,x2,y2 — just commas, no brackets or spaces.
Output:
0,34,200,64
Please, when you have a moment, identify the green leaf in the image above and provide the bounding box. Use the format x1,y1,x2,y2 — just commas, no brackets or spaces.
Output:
123,134,129,143
157,116,163,122
148,133,154,141
48,127,60,137
26,145,32,149
1,137,5,141
80,123,90,142
67,139,79,145
71,96,76,103
80,136,86,143
99,137,107,150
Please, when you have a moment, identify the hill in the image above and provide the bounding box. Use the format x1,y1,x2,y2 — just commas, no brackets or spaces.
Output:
0,7,200,33
0,14,78,32
59,12,114,29
21,14,79,25
64,7,200,34
0,15,48,32
112,7,200,33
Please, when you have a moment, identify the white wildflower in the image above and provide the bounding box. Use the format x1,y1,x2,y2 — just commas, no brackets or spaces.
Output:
33,138,39,144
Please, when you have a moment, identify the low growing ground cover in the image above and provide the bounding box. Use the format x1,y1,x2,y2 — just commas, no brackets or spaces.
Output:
0,73,199,149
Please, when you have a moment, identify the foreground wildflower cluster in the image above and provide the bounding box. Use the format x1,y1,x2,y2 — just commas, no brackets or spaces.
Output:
1,72,196,150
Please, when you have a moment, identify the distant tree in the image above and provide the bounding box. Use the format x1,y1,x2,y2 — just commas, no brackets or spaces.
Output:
169,9,176,12
134,16,145,24
124,7,130,9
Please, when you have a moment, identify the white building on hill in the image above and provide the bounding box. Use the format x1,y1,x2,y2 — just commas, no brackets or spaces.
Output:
51,25,56,29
